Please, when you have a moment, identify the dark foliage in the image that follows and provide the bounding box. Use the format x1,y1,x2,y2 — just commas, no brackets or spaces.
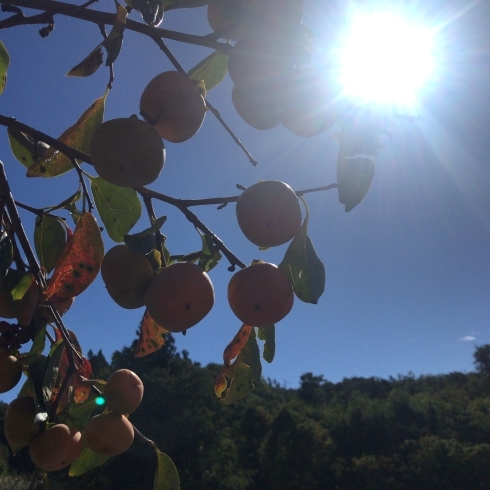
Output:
1,339,490,489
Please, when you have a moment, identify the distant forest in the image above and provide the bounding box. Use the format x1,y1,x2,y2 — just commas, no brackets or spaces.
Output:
1,335,490,490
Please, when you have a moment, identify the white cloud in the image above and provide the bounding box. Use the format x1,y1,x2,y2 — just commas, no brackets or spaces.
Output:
459,335,476,342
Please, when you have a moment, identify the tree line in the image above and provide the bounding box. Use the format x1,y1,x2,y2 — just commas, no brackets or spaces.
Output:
1,336,490,490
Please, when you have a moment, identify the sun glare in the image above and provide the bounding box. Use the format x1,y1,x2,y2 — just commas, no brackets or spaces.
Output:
340,13,434,106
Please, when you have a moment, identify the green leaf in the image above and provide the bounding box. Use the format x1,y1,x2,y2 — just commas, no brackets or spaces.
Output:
45,188,82,213
105,4,128,65
0,40,9,94
187,51,228,92
69,448,109,476
257,326,275,363
336,156,375,212
198,234,221,272
11,272,33,301
21,322,47,366
0,231,13,282
124,216,167,255
125,0,164,26
66,48,103,77
27,91,107,178
153,445,180,490
90,177,142,242
279,210,325,304
42,340,65,410
7,128,49,168
219,329,262,404
34,215,67,274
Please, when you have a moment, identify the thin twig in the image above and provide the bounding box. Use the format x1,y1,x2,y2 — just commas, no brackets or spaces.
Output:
141,193,167,268
136,186,246,271
69,157,93,212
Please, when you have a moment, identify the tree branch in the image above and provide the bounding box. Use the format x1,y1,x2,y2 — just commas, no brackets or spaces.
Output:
0,0,233,54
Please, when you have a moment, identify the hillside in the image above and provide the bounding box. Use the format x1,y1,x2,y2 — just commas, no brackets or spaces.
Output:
1,335,490,490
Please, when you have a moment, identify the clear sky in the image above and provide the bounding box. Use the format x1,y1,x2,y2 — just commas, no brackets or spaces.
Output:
0,0,489,404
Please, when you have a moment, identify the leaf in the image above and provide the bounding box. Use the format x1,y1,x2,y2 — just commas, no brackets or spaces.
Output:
257,325,275,363
222,324,252,366
34,215,67,274
0,231,13,282
197,234,221,272
336,155,375,212
0,40,9,94
105,4,128,65
153,446,180,490
66,48,103,77
124,216,167,255
187,51,228,92
90,177,142,242
62,379,105,429
21,322,47,366
27,91,107,178
7,128,49,168
125,0,164,26
43,212,104,302
44,188,82,213
279,210,325,304
42,340,65,410
217,328,262,404
69,448,109,477
135,310,168,357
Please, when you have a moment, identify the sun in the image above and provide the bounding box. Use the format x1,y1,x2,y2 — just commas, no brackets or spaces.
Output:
339,13,435,107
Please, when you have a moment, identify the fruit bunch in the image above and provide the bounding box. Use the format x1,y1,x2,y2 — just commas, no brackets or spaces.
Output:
207,0,337,136
2,368,143,472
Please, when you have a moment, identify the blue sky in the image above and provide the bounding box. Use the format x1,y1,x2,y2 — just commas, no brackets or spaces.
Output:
0,0,489,403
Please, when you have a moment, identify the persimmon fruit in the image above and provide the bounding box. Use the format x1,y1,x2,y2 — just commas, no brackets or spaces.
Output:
101,245,154,309
140,71,206,143
236,181,302,248
207,0,243,40
228,262,294,326
280,68,338,137
30,424,83,472
4,396,40,449
144,262,214,333
232,85,280,130
0,346,22,393
228,34,294,98
103,368,144,415
82,412,134,457
90,117,165,187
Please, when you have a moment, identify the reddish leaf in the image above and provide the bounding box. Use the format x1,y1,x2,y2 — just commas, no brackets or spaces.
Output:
223,324,253,366
73,358,93,404
50,330,92,412
43,212,104,301
135,309,168,357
